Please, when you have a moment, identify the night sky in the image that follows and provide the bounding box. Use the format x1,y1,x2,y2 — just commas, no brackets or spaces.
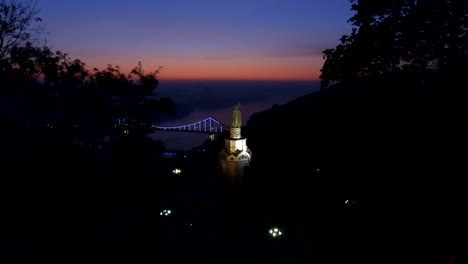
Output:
35,0,355,150
39,0,353,81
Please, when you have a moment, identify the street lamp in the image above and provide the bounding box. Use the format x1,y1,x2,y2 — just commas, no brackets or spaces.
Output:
269,227,283,238
160,209,172,216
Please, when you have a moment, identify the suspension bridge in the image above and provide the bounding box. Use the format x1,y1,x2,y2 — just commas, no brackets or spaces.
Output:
116,117,230,134
154,117,230,134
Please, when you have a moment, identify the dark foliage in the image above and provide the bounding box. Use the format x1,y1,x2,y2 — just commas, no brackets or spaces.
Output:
244,1,468,262
320,0,468,91
0,44,175,160
0,0,176,162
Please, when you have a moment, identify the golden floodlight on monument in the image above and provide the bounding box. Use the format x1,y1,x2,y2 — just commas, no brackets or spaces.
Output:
172,168,182,175
219,104,252,183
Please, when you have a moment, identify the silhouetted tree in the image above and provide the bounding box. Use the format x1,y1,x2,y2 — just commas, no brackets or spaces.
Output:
0,0,44,59
320,0,468,91
89,63,175,160
0,0,175,158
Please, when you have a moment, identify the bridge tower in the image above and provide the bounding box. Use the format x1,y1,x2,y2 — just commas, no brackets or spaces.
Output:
219,104,252,185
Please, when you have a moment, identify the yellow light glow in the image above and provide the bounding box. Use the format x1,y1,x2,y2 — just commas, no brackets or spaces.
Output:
160,209,172,216
269,227,283,238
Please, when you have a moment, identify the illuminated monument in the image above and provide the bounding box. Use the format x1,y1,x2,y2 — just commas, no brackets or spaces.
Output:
219,104,252,184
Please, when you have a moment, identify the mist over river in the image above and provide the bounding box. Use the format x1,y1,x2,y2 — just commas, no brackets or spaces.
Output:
152,80,319,150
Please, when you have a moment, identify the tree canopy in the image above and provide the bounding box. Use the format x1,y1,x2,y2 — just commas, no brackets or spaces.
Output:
320,0,468,90
0,0,44,59
0,0,175,160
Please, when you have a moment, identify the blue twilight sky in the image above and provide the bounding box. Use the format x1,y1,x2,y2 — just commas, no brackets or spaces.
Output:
38,0,354,81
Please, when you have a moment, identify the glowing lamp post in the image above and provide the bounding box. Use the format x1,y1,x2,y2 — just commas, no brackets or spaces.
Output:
269,227,283,238
160,209,172,216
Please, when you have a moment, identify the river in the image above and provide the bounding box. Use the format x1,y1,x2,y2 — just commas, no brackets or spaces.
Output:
151,80,319,150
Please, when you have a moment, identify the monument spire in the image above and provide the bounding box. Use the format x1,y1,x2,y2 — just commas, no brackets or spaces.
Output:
219,104,252,185
230,103,242,139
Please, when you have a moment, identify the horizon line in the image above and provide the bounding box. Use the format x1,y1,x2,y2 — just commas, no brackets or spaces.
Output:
158,78,320,82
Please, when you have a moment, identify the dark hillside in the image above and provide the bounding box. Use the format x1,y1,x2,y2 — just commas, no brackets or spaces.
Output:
241,71,468,263
246,71,467,192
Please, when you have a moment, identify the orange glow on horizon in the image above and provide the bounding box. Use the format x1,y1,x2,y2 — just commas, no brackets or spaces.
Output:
80,55,323,82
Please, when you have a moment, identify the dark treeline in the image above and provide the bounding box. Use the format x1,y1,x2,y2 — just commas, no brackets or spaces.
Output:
1,0,468,263
1,2,179,261
0,4,178,260
0,0,175,164
243,1,468,263
247,0,468,191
